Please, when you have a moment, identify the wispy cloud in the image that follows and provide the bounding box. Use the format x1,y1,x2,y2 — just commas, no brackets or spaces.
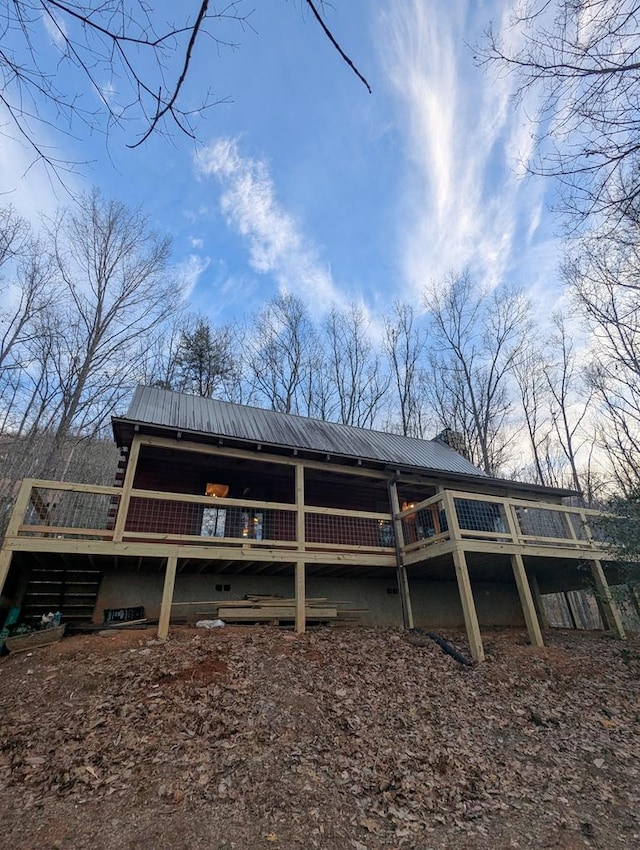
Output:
42,8,68,48
376,0,559,297
174,253,210,301
195,137,345,308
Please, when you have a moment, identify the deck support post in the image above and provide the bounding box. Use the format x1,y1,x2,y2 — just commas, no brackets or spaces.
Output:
564,592,580,629
527,571,549,630
295,560,306,635
589,559,625,639
158,555,178,640
441,491,484,662
294,463,307,635
0,549,13,601
0,478,36,602
452,548,485,662
511,554,544,647
388,478,414,630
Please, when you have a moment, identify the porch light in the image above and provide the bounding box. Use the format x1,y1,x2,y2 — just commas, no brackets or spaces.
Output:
206,483,229,498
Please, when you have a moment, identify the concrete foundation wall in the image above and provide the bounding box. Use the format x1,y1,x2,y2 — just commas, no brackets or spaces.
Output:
95,572,525,629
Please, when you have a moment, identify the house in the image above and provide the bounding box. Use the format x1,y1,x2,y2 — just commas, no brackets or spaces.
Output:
0,386,627,661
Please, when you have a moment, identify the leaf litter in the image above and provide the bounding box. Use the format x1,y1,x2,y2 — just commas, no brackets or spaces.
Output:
0,626,639,850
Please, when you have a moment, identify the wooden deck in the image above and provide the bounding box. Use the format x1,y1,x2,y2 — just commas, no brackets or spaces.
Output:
0,435,627,662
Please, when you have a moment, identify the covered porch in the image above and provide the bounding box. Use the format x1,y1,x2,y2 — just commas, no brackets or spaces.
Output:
0,434,627,661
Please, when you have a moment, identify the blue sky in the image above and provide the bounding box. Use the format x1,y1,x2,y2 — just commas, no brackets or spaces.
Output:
0,1,566,326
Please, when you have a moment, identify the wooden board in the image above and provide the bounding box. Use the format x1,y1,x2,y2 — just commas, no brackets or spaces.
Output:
217,606,337,620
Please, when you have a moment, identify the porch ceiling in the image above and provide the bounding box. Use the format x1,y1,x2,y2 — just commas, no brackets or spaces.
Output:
406,550,626,592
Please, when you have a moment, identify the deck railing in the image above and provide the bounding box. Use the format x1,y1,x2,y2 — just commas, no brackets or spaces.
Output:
400,490,608,557
6,478,611,561
8,479,395,554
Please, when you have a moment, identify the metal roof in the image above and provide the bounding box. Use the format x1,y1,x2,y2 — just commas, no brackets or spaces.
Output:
114,386,489,479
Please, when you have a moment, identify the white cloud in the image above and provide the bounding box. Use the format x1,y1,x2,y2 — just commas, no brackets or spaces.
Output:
42,8,68,48
376,0,561,298
195,137,346,308
190,237,204,249
174,253,210,300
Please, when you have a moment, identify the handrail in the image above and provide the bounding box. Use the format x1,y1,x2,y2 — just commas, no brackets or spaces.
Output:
18,478,122,496
6,477,608,559
8,479,393,552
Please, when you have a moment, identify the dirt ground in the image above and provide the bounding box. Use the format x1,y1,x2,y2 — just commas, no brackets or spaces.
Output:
1,625,639,850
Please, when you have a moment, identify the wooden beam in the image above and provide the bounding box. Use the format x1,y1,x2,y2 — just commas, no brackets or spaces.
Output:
388,479,414,629
158,556,178,640
4,536,396,567
452,548,484,663
295,560,306,634
564,591,580,629
5,478,35,538
511,554,544,647
0,548,13,600
527,570,550,630
113,436,142,542
442,491,482,661
295,462,305,548
589,559,625,639
9,479,121,496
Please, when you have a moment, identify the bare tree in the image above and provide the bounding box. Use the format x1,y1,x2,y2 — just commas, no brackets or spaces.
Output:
1,1,370,170
323,304,389,428
512,342,554,486
564,226,640,493
383,301,430,438
424,272,531,475
478,0,640,226
542,313,594,499
36,189,179,463
0,208,56,430
244,293,320,415
137,311,190,392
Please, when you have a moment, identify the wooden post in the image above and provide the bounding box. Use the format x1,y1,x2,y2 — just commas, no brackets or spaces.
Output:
441,491,484,661
158,555,178,640
5,478,35,538
527,571,550,630
589,559,625,639
113,436,142,542
564,592,581,629
511,554,544,647
0,549,13,601
295,463,306,635
0,478,35,601
295,560,306,635
388,479,414,630
452,548,485,663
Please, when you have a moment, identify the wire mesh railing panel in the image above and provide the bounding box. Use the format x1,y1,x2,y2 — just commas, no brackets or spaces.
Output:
454,498,508,535
125,497,296,543
514,506,570,540
305,513,394,548
567,512,588,541
583,514,613,545
22,488,118,535
402,503,448,545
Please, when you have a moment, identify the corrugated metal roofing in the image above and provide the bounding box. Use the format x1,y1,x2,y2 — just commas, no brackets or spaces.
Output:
117,386,488,479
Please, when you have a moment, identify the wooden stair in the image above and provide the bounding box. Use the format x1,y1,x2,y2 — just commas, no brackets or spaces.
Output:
21,566,102,628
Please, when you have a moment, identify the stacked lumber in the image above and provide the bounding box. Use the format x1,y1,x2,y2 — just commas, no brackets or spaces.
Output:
216,596,337,622
172,595,369,624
